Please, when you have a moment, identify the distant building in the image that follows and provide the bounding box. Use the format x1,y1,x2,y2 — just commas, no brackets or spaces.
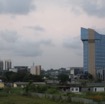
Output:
59,68,67,74
69,67,83,79
9,68,18,73
44,69,59,79
35,65,41,75
14,66,28,73
4,60,12,71
43,68,69,79
97,69,105,81
30,65,41,75
70,67,83,75
0,60,3,71
0,82,4,89
0,60,12,71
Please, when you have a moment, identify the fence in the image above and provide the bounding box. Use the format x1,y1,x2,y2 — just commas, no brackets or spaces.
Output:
31,93,105,104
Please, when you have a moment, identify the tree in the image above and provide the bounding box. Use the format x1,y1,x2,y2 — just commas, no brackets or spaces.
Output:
58,74,69,84
80,73,94,80
3,71,17,82
24,81,35,95
87,73,93,80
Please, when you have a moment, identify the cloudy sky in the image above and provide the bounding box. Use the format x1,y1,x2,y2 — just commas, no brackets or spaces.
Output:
0,0,105,69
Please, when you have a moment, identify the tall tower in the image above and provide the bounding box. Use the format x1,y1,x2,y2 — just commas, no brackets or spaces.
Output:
0,60,3,71
4,60,12,71
30,64,41,75
81,28,105,79
35,65,41,75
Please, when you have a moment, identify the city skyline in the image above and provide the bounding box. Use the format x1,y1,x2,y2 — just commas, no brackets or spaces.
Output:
0,0,105,69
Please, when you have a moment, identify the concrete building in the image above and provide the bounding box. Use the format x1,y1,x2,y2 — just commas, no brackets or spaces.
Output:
0,60,12,71
70,87,80,93
81,27,105,79
0,82,4,88
31,65,41,75
9,68,18,73
69,67,83,80
86,83,105,92
97,69,105,80
70,67,83,75
0,60,3,71
35,65,41,75
4,60,12,71
14,66,28,73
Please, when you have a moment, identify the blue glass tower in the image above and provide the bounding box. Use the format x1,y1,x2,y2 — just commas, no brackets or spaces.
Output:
81,28,105,78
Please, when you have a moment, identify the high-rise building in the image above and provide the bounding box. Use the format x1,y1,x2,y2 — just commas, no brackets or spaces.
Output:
4,60,12,71
35,65,41,75
0,60,3,71
81,27,105,78
31,65,41,75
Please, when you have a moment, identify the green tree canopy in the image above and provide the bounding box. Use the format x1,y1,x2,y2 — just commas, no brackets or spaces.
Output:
58,74,69,85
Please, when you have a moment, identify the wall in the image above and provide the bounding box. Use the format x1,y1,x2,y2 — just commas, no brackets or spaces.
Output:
93,87,105,92
32,93,105,104
70,87,79,92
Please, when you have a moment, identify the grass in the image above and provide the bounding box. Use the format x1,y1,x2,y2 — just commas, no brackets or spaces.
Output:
0,87,83,104
3,87,103,104
0,94,62,104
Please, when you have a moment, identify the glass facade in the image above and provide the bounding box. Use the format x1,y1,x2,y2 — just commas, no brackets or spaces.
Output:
81,27,105,72
81,28,89,72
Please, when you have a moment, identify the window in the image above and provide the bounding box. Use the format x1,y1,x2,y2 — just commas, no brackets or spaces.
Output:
95,88,96,92
76,88,78,91
71,88,74,91
88,88,90,91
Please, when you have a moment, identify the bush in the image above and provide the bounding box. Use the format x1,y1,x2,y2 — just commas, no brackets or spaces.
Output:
36,85,48,93
66,92,76,97
89,95,103,102
4,86,11,94
46,88,59,94
0,92,8,97
66,95,71,102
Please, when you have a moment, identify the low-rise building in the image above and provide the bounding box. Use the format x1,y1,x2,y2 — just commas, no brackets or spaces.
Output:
14,82,45,88
86,83,105,92
0,82,4,88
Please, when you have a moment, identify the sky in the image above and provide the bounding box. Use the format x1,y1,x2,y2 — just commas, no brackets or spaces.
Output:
0,0,105,70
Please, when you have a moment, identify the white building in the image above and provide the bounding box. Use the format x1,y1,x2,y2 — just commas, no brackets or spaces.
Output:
0,59,12,71
9,68,18,73
4,60,12,70
0,60,3,71
30,65,41,75
93,87,105,92
87,83,105,92
70,87,80,93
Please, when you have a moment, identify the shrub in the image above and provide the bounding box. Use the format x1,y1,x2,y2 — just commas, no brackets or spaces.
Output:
46,88,59,94
89,95,103,102
36,85,48,93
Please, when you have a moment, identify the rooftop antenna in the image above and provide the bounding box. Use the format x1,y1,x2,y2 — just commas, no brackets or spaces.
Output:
33,62,35,66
